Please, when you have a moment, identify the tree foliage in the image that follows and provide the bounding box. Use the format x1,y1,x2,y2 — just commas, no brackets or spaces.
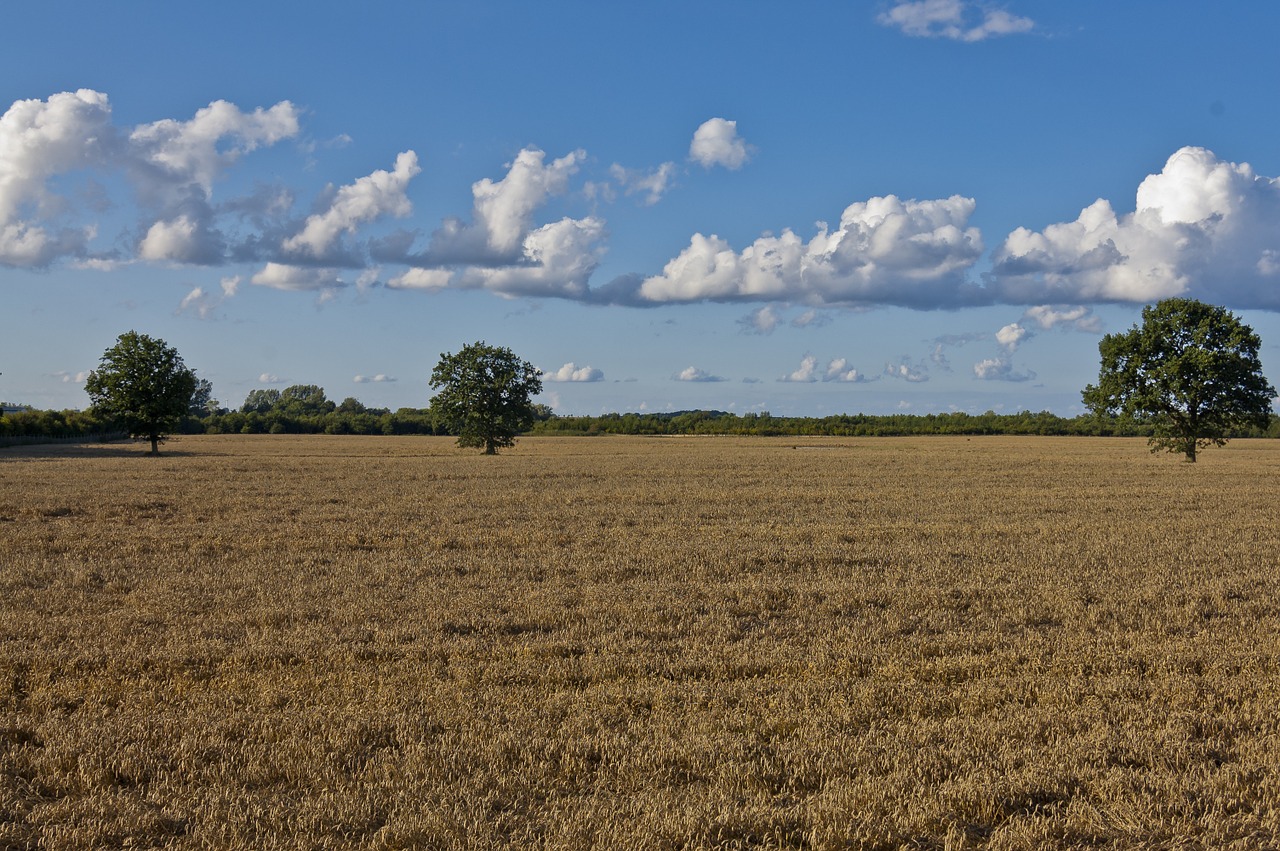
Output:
1082,298,1276,461
429,342,543,454
84,331,198,454
241,388,282,414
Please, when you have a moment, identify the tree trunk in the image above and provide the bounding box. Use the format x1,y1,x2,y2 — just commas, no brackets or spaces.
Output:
150,434,160,455
1184,438,1196,463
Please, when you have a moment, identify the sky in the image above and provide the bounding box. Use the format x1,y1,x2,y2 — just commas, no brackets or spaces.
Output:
4,1,1280,417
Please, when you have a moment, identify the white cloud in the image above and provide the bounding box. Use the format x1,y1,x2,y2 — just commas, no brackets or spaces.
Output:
995,322,1028,351
52,370,90,384
457,216,605,299
689,118,750,170
471,147,583,257
824,358,870,383
782,355,818,382
0,90,299,268
973,357,1036,382
878,0,1034,42
675,366,727,382
138,209,225,264
386,267,452,291
791,309,831,329
638,194,983,306
884,358,929,382
282,151,420,258
176,276,239,320
258,373,282,384
251,262,346,292
739,304,782,335
128,99,300,195
609,162,676,205
353,374,396,383
992,147,1280,310
543,362,604,382
0,90,113,266
1022,304,1100,332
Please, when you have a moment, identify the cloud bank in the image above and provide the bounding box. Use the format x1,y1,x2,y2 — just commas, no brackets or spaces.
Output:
637,195,984,307
8,91,1280,318
992,147,1280,310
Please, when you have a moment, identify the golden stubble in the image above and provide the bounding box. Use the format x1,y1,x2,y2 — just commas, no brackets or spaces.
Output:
2,435,1279,849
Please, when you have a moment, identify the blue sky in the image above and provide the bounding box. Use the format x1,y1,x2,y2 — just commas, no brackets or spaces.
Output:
4,1,1280,416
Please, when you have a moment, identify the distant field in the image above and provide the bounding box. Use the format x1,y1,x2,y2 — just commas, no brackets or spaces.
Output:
3,434,1280,849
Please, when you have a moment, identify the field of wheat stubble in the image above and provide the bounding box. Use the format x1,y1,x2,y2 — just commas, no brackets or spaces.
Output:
2,434,1279,849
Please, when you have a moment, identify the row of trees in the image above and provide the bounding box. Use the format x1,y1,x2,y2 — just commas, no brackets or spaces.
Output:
531,409,1280,439
4,299,1276,459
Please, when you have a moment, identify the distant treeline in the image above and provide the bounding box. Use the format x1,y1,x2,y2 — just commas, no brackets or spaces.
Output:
529,409,1280,438
5,384,1280,443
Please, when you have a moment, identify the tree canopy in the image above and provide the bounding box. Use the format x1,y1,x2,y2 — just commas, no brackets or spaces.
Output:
429,342,543,454
84,331,199,454
1082,298,1276,461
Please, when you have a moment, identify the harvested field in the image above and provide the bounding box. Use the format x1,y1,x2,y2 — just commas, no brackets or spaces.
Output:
2,434,1280,849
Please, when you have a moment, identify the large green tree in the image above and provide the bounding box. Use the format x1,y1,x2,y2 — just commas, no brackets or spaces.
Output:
85,331,198,454
1083,298,1276,462
429,342,543,454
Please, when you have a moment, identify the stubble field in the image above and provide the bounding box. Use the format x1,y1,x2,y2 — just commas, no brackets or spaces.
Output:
2,434,1280,849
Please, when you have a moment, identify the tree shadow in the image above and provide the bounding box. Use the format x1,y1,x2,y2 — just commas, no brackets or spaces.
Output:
0,440,198,460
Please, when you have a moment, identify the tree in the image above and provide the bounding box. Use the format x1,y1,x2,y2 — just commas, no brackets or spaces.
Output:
85,331,198,454
241,388,282,414
1083,298,1276,462
189,377,217,416
429,341,543,454
279,384,334,416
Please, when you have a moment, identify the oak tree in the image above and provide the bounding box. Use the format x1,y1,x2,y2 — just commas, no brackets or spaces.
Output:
1083,298,1276,461
85,331,199,454
429,342,543,454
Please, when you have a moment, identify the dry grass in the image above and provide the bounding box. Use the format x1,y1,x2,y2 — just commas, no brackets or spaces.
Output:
2,434,1280,849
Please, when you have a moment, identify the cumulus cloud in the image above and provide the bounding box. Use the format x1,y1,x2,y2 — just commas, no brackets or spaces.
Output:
1022,304,1101,332
878,0,1035,42
609,162,676,206
386,267,452,291
689,118,750,170
739,304,782,335
413,147,584,266
52,370,90,384
258,373,282,384
995,322,1029,351
824,358,872,382
353,374,396,383
282,151,420,260
0,90,300,268
675,366,727,382
973,357,1036,382
782,355,819,382
251,262,347,292
455,216,605,299
543,362,605,382
138,195,226,265
0,90,114,266
884,358,929,382
128,99,299,196
637,194,984,307
992,147,1280,310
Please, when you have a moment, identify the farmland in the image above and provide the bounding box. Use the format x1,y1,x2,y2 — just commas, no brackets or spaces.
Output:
3,434,1280,849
